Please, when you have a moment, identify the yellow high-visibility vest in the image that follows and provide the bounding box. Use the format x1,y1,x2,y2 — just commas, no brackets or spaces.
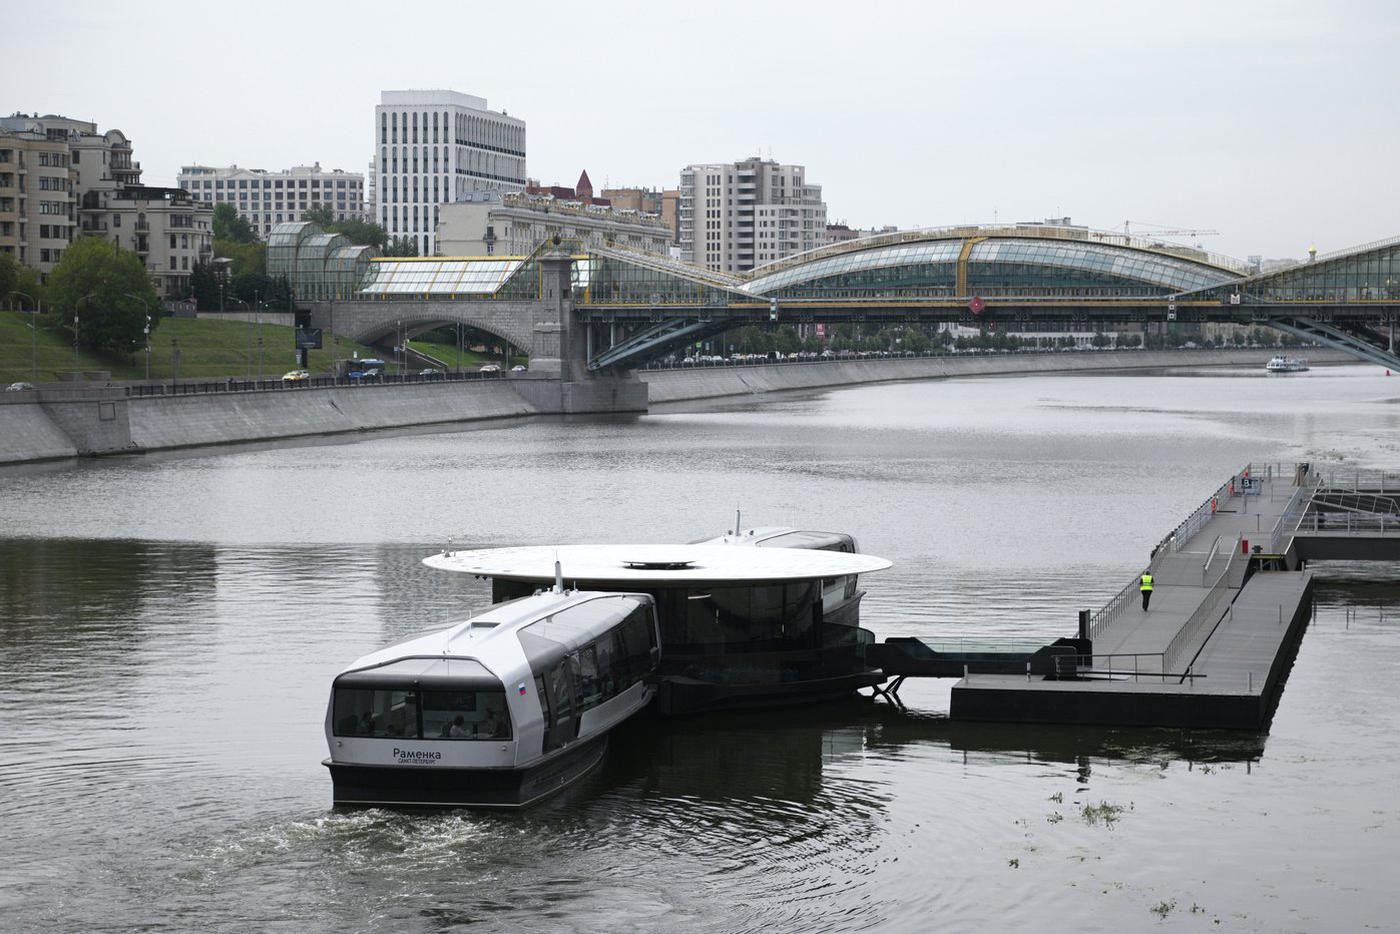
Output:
1140,574,1154,592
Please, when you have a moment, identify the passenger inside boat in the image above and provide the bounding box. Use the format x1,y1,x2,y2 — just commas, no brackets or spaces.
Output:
333,684,514,740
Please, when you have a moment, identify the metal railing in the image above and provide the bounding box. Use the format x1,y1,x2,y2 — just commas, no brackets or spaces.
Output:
1085,571,1148,643
1052,652,1198,683
1267,475,1322,553
1297,512,1400,536
1165,534,1243,674
124,369,504,398
1321,467,1400,493
1152,467,1249,560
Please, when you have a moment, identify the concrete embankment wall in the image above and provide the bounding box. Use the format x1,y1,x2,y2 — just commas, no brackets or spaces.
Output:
126,381,540,452
0,395,79,462
641,348,1351,403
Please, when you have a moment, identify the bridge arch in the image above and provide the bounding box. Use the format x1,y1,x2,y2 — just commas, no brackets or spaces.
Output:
312,299,537,359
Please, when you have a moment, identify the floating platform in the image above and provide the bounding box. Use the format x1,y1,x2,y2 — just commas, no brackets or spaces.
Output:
872,463,1397,730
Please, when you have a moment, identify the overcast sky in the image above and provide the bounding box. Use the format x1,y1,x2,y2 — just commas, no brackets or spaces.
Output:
12,0,1399,259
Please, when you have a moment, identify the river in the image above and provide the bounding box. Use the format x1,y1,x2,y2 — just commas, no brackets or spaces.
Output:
1,364,1397,931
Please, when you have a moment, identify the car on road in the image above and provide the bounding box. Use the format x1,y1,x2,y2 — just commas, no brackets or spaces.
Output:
418,367,445,378
281,369,310,383
510,365,527,372
479,363,501,373
6,381,35,391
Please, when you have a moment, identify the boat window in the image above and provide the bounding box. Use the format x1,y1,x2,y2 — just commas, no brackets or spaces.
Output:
542,660,578,751
576,645,603,711
658,583,817,651
333,688,419,739
332,686,511,740
618,606,657,683
421,689,512,740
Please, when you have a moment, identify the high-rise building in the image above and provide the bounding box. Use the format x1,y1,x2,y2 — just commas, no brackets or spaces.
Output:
0,113,212,297
679,157,826,273
371,90,526,256
177,163,364,239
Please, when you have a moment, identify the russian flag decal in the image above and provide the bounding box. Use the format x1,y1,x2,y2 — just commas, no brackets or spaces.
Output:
517,682,527,696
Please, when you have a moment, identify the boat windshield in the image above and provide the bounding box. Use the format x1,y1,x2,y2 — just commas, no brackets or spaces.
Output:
333,686,512,740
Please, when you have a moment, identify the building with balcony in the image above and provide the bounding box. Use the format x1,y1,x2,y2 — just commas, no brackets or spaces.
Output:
0,122,75,276
177,163,365,238
1,113,213,297
679,157,827,273
436,189,673,257
371,90,527,258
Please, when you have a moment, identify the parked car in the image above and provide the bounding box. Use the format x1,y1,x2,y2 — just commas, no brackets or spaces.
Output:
6,381,35,392
281,369,310,382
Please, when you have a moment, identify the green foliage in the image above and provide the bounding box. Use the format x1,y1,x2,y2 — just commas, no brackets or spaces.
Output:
212,203,255,244
189,262,221,311
302,204,388,249
45,237,160,354
302,204,335,227
383,236,419,257
0,251,16,302
330,218,389,250
214,239,266,278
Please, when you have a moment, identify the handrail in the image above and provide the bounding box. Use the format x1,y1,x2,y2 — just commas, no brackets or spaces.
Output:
1202,535,1222,584
1085,570,1147,643
1166,534,1242,673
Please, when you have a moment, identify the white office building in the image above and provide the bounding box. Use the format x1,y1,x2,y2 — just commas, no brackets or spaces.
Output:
177,163,364,239
679,157,827,273
371,89,526,256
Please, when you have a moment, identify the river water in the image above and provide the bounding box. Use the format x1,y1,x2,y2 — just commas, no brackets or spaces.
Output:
1,364,1398,932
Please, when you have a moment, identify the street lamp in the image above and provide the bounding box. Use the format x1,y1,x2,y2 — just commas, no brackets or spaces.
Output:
9,290,41,383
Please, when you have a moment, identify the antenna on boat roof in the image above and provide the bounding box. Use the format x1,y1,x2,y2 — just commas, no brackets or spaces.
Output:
553,554,564,594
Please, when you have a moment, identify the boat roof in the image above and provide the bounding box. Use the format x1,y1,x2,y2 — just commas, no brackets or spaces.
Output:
337,589,647,676
423,543,891,582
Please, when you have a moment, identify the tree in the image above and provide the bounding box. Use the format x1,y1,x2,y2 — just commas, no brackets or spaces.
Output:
45,237,160,354
383,236,419,257
302,204,335,227
0,251,16,302
214,239,266,278
189,262,221,311
331,218,389,250
212,203,256,244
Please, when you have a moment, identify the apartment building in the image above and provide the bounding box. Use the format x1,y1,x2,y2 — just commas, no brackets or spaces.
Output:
0,113,211,297
371,90,526,257
0,124,75,276
178,163,364,238
679,157,826,273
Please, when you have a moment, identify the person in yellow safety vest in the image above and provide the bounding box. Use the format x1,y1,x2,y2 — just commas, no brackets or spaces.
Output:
1140,571,1154,611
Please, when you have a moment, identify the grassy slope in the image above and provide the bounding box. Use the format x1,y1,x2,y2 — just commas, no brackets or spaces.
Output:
0,311,382,382
406,338,499,370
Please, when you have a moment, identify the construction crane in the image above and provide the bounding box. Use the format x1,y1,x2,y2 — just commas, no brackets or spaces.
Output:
1121,220,1220,250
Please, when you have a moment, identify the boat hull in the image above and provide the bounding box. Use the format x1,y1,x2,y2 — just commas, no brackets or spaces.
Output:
655,669,885,715
326,733,608,808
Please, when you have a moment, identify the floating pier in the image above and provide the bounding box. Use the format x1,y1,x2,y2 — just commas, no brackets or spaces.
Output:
867,463,1400,729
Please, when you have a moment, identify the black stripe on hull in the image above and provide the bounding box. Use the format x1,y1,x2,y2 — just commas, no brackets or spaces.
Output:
327,733,608,809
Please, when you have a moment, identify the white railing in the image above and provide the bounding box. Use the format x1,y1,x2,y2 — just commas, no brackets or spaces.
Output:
1085,570,1148,643
1166,534,1243,673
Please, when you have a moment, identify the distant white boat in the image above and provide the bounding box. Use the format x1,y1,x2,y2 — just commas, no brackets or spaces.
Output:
1266,355,1309,373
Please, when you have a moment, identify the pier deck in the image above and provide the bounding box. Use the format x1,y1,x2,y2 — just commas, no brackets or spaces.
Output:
911,463,1397,729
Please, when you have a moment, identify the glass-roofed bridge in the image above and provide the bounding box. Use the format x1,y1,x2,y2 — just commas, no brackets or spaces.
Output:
271,221,1400,371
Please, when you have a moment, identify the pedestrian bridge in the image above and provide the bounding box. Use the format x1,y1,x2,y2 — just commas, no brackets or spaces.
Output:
280,221,1400,371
